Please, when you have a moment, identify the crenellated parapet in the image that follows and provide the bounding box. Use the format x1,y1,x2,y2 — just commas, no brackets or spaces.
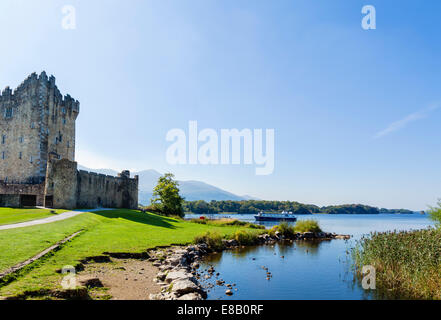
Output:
0,71,80,116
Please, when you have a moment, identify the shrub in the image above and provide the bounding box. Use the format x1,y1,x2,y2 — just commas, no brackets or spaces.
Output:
268,226,278,237
294,219,322,233
194,231,224,251
233,230,260,245
278,222,296,237
268,222,295,237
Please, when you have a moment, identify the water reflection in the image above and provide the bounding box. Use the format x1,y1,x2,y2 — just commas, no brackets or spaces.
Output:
193,214,434,300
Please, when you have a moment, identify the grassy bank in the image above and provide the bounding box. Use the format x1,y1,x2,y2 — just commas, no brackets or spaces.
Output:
0,210,259,297
0,208,67,226
353,228,441,299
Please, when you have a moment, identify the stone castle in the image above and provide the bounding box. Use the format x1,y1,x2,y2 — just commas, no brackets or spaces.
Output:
0,72,138,209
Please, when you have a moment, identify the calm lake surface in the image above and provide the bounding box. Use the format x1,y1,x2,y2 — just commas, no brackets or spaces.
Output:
185,214,434,300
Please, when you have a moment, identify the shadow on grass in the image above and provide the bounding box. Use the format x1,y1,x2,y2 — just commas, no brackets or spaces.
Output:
91,210,178,229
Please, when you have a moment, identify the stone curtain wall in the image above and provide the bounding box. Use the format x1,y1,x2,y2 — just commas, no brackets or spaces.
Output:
46,159,138,210
76,170,138,209
0,72,79,184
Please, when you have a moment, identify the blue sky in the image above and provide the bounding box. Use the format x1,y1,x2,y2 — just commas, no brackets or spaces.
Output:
1,0,440,210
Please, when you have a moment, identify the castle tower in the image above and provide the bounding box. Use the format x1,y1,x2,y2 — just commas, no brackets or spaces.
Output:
0,72,80,184
1,72,137,210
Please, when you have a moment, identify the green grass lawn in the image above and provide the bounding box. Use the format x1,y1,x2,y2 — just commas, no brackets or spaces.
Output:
0,209,258,297
0,208,67,226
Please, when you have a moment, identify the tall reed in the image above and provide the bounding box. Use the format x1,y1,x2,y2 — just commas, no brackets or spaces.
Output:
353,228,441,299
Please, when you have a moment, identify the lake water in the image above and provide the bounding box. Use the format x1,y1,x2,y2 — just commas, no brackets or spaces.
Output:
185,214,434,300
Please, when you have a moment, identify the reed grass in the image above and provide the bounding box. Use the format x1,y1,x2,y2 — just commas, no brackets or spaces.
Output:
293,220,322,233
353,228,441,299
269,222,296,237
194,231,224,251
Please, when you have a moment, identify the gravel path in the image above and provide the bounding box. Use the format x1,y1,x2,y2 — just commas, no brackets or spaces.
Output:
0,208,114,231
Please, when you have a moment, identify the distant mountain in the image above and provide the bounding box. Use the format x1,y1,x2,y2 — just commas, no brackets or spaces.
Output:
178,180,246,202
78,165,253,205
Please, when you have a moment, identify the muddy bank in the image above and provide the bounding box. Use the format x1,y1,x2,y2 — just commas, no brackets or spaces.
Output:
77,258,162,300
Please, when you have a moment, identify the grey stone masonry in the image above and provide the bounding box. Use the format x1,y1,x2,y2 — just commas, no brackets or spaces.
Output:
0,72,138,209
0,71,79,184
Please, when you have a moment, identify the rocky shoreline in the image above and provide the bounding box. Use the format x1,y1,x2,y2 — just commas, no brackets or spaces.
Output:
149,231,350,300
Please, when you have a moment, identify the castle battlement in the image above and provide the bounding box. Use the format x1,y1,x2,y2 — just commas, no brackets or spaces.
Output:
0,71,80,114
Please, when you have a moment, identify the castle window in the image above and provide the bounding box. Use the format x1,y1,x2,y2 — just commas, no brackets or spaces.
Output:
63,118,66,125
62,107,66,114
19,152,22,159
19,136,23,143
4,108,13,118
30,156,33,163
1,135,5,144
30,122,35,129
1,152,5,160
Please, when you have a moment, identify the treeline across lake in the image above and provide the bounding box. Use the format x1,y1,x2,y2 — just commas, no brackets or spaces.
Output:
182,200,411,215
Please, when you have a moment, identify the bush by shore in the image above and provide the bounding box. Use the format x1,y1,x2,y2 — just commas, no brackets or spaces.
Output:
268,220,322,236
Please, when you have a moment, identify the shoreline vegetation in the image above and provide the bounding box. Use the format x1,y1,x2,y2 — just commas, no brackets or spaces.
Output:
353,200,441,300
353,228,441,299
182,200,418,216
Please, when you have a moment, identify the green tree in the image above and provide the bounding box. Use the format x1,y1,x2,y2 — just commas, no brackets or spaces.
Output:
429,199,441,228
151,173,185,217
